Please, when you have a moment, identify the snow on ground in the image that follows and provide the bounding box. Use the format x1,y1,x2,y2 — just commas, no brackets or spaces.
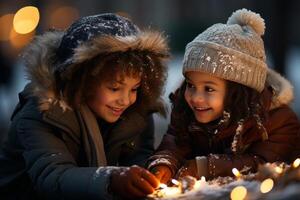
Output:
148,178,300,200
148,162,300,200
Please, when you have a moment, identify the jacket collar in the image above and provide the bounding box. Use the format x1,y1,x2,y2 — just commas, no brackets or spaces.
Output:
42,100,148,166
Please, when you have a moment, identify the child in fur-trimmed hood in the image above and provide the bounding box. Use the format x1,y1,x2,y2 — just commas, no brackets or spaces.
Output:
0,13,169,199
147,9,300,184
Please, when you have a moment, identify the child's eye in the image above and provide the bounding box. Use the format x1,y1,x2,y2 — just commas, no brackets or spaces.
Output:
186,82,195,89
205,86,215,92
108,87,119,92
131,87,139,92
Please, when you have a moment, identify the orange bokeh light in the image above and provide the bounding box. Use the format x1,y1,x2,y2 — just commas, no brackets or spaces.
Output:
13,6,40,34
49,6,79,30
0,14,14,41
9,28,35,49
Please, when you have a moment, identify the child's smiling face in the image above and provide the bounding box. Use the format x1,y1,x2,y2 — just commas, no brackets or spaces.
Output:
87,73,141,123
184,71,226,123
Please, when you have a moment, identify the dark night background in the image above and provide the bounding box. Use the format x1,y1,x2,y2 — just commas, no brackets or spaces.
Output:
1,0,300,146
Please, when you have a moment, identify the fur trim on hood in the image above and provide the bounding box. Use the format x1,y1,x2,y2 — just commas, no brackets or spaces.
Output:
22,30,169,114
266,68,294,109
61,31,169,79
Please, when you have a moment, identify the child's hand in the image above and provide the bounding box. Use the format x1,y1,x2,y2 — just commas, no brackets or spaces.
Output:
110,165,159,199
176,159,198,179
150,165,172,184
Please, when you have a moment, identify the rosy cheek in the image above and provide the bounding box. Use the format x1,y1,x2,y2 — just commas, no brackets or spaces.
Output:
92,92,109,109
127,96,135,107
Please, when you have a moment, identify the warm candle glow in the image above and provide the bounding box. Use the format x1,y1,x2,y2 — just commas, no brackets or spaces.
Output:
232,168,241,178
151,184,182,198
159,183,167,189
260,178,274,193
230,186,247,200
194,176,206,189
13,6,40,34
293,158,300,168
161,187,181,197
275,166,283,174
171,179,180,186
200,176,206,182
9,28,35,49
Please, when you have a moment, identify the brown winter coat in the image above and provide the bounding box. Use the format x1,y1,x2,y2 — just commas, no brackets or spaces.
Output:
148,69,300,179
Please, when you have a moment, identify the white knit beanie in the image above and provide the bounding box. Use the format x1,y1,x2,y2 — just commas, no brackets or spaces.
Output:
182,9,267,92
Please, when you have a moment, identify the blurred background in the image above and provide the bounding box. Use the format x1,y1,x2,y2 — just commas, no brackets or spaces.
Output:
0,0,300,146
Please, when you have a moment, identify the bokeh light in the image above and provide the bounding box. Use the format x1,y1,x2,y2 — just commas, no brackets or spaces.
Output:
232,168,241,178
49,6,79,30
260,178,274,194
230,186,247,200
275,166,283,174
13,6,40,34
293,158,300,168
9,28,35,49
0,14,14,41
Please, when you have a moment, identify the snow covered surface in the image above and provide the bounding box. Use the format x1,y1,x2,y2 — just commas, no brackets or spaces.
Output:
148,179,300,200
148,162,300,200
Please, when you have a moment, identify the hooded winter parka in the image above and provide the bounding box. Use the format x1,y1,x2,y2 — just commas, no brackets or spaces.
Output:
147,69,300,179
0,14,169,200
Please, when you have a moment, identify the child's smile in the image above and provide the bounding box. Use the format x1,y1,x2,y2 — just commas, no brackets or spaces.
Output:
193,106,213,118
184,71,226,123
106,105,125,116
194,106,211,111
87,73,141,123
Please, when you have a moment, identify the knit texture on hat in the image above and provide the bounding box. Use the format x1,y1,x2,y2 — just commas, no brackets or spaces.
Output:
183,9,267,92
56,13,139,74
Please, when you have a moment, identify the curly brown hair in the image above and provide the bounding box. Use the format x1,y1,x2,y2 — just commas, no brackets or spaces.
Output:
61,50,167,114
224,81,267,125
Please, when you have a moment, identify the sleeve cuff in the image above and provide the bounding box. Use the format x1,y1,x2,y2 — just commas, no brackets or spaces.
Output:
88,167,121,200
195,156,208,178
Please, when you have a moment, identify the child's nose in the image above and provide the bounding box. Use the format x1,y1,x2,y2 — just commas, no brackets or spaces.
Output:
191,91,205,104
118,92,131,106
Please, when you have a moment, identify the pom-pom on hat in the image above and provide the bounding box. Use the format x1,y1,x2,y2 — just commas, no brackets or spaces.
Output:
182,9,267,92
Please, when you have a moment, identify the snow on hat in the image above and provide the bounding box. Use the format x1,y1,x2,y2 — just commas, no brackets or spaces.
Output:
55,13,139,73
182,9,267,92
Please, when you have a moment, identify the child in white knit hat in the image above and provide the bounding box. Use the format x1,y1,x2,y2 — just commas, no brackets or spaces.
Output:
147,8,300,183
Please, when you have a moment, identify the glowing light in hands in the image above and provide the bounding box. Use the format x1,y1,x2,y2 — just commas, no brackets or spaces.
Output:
171,179,180,186
159,183,167,189
194,176,206,189
157,182,181,197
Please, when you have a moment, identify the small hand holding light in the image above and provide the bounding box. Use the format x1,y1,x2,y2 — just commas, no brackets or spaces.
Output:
110,165,159,199
150,165,172,184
